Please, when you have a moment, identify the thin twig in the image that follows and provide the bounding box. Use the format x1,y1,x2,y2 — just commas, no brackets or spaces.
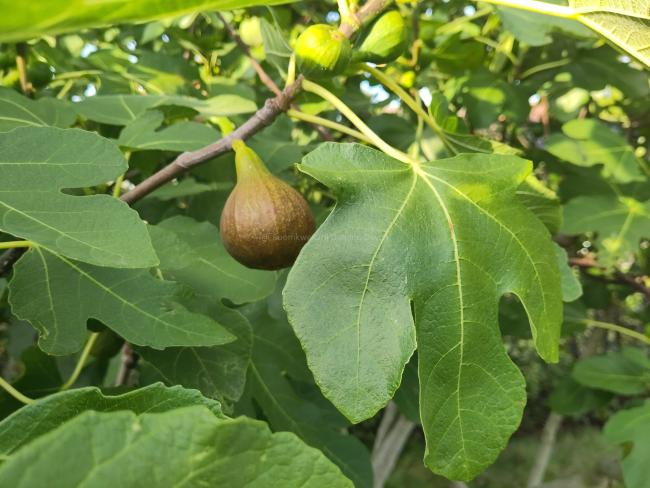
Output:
217,12,282,96
339,0,393,37
15,43,33,97
374,402,398,448
569,256,650,300
120,77,303,205
527,412,563,488
115,342,136,386
217,13,333,141
371,414,416,488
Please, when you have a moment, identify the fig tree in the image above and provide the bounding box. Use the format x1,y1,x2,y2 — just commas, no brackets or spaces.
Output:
354,10,408,64
219,140,315,270
295,24,351,79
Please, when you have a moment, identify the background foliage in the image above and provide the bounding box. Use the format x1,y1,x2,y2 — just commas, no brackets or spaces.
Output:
0,0,649,487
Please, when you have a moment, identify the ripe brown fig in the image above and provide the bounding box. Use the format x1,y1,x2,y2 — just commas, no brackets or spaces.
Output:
219,140,315,270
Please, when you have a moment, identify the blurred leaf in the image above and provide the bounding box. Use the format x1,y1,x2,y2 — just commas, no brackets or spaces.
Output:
0,0,296,42
562,194,650,258
497,5,592,46
0,127,157,268
260,17,292,75
0,383,224,455
9,247,235,355
147,177,230,200
548,376,612,415
604,399,650,488
572,347,650,395
545,119,645,183
117,110,220,152
75,94,256,126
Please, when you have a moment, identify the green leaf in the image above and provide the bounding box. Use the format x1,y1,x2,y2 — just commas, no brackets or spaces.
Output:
149,216,276,304
497,5,592,46
0,383,223,455
8,247,235,355
0,0,295,43
0,407,353,487
146,178,230,200
0,347,62,417
555,245,583,302
572,347,650,395
517,176,562,234
117,110,220,152
603,399,650,488
548,376,612,415
284,143,562,480
138,302,252,406
0,88,76,132
260,17,292,75
74,93,256,126
0,127,157,268
562,194,650,258
545,119,645,183
570,0,650,67
243,295,372,488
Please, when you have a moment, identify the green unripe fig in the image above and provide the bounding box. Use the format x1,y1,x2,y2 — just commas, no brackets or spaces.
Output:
219,140,315,270
27,62,52,88
354,10,408,64
295,24,351,79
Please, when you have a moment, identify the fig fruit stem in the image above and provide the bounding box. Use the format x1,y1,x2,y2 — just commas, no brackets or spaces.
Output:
59,332,100,391
363,64,457,155
0,376,33,405
302,79,416,165
287,109,372,144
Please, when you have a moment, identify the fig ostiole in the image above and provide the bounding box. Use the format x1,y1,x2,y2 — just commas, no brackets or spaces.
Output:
219,140,316,270
295,24,352,79
353,10,408,64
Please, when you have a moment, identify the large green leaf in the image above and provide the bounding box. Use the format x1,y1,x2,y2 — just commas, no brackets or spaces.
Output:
0,0,294,43
139,302,252,406
603,399,650,488
243,294,372,488
0,88,76,132
0,407,352,487
0,383,223,455
284,143,562,480
149,216,276,304
0,127,157,268
8,247,235,355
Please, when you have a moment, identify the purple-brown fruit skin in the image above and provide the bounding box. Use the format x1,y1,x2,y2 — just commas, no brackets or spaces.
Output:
220,141,315,270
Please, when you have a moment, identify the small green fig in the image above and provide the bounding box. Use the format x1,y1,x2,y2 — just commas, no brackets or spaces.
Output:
219,140,315,270
295,24,352,79
354,10,408,64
